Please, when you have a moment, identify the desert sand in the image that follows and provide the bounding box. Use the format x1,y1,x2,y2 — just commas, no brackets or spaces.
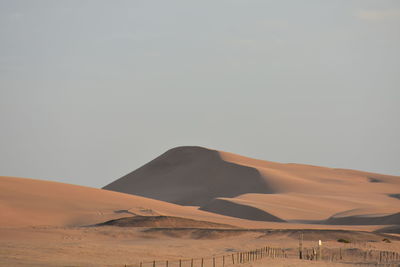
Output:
1,146,400,266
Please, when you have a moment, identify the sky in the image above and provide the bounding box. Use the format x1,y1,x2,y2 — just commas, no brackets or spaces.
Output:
1,0,399,188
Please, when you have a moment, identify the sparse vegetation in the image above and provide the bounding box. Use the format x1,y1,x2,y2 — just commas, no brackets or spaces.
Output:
337,238,350,243
382,238,391,243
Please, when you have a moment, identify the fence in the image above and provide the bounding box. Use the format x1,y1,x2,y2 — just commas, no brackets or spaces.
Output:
305,247,400,265
125,246,286,267
124,245,400,267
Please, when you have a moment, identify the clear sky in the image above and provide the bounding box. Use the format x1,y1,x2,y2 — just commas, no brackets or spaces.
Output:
1,0,399,188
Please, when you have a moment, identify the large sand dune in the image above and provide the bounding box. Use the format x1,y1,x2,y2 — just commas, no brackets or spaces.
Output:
104,146,400,224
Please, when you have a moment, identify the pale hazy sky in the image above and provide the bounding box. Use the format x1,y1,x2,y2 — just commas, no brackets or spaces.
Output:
1,0,399,188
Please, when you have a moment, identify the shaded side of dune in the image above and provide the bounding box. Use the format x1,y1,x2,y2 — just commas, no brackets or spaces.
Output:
325,212,400,225
103,146,273,206
375,225,400,234
388,193,400,200
93,215,237,229
200,198,285,222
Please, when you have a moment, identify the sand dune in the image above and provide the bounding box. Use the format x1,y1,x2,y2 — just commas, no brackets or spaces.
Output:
104,146,400,224
2,146,399,227
3,176,385,231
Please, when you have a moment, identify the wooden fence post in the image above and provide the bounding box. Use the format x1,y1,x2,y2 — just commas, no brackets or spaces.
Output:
213,257,215,267
223,255,225,267
153,260,156,267
318,240,322,261
201,258,204,267
191,258,193,267
166,260,168,267
299,232,303,259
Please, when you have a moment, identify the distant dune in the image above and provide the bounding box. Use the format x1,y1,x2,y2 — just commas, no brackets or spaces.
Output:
104,146,400,224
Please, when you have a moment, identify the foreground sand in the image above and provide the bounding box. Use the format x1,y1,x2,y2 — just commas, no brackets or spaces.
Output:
1,226,399,267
